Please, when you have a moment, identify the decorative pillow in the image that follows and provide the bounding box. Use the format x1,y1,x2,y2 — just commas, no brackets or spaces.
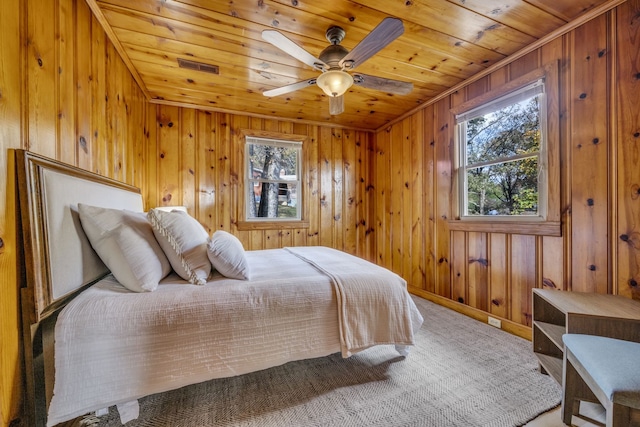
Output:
207,231,251,280
77,203,172,292
147,208,211,285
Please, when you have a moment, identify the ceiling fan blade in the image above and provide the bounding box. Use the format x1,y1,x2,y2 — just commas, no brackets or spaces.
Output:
329,95,344,115
263,79,316,97
339,17,404,70
353,73,413,95
262,30,328,71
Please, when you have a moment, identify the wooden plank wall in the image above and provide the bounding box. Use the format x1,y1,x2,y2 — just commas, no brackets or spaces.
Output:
142,105,374,258
0,1,25,426
0,0,147,425
1,0,638,425
374,0,640,337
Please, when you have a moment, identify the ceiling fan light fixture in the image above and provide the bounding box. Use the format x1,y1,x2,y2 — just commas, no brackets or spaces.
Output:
316,70,353,97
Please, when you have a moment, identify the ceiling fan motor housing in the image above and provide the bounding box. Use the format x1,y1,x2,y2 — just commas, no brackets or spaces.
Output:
319,26,349,69
319,44,349,68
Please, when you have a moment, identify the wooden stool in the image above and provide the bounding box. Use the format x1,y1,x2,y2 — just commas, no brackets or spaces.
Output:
562,334,640,427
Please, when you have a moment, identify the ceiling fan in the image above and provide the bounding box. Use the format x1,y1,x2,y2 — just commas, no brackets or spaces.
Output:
261,17,413,115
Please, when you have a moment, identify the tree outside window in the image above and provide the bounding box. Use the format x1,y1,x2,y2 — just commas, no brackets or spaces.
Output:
246,137,301,221
457,80,546,219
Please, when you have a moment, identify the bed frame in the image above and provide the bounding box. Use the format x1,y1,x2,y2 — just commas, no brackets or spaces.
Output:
15,149,145,427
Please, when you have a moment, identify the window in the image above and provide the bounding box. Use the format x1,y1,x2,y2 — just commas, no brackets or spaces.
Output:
456,80,547,220
245,136,302,221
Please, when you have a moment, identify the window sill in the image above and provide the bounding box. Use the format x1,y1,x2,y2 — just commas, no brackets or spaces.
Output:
236,220,310,231
447,219,561,236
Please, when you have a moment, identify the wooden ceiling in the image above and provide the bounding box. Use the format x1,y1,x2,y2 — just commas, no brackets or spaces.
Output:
88,0,617,130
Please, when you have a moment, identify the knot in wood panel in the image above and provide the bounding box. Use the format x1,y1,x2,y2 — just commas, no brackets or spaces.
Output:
79,136,88,153
469,257,488,267
619,232,640,249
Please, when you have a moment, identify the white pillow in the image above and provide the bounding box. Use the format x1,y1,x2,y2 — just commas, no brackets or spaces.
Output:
207,231,251,280
77,203,172,292
147,208,211,285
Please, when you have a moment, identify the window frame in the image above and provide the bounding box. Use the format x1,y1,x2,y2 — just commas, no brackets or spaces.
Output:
449,63,561,236
457,79,547,220
236,130,309,231
245,137,302,221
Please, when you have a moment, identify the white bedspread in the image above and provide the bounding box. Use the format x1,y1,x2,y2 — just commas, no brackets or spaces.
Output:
48,247,423,426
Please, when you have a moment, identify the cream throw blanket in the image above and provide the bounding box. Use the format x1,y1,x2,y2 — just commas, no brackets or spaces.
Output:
285,246,420,356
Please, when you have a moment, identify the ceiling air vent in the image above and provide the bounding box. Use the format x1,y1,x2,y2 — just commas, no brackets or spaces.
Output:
177,58,219,75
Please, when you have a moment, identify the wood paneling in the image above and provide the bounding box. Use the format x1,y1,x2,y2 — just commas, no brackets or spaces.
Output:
0,1,24,425
569,14,611,294
143,106,373,254
374,0,640,336
0,0,147,424
488,234,509,318
433,96,452,298
615,0,640,300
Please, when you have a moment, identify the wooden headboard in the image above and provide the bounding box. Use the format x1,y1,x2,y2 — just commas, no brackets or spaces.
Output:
15,150,143,426
16,149,143,324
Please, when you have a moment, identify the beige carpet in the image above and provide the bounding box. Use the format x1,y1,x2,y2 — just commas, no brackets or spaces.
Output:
91,296,561,427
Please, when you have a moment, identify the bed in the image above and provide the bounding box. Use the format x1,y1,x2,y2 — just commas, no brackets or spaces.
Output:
15,149,424,427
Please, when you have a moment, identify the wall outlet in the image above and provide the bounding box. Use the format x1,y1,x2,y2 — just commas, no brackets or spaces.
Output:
488,316,502,328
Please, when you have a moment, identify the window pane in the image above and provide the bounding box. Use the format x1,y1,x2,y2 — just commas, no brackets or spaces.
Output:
466,157,539,216
248,182,298,219
248,143,298,181
466,96,541,165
